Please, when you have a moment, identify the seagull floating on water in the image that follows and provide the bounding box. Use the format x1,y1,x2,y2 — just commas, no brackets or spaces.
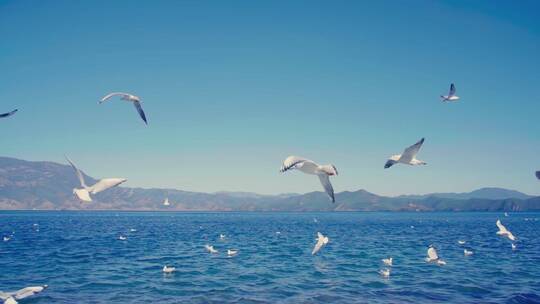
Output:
426,245,446,265
0,109,17,119
458,240,466,245
379,268,391,278
118,235,127,241
382,257,393,266
0,285,47,304
219,234,226,240
65,156,127,202
227,249,238,257
280,156,338,203
496,219,516,241
3,236,10,242
511,243,517,250
440,83,460,102
205,244,218,254
464,249,473,256
100,92,148,125
384,138,427,169
162,265,176,273
312,232,329,255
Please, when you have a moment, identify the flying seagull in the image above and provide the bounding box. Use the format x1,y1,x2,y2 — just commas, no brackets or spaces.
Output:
425,245,446,265
440,83,460,102
280,156,338,203
382,257,393,266
0,109,17,119
312,232,329,255
0,285,48,304
496,219,516,241
100,92,148,125
385,138,427,169
65,156,127,202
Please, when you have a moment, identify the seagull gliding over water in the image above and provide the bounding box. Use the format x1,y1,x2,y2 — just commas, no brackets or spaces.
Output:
65,156,127,202
426,245,446,265
0,285,48,304
384,138,427,169
440,83,460,102
312,232,329,255
100,92,148,125
496,219,516,241
280,156,338,203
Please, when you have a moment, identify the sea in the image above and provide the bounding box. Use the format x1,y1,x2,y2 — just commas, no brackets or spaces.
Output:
0,211,539,303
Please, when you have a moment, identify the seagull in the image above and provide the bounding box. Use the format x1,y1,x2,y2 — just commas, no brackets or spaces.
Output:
426,245,446,265
504,212,509,217
163,198,170,206
511,243,517,250
118,235,127,241
100,92,148,125
464,249,473,256
65,156,127,202
382,257,393,266
0,109,17,119
162,265,176,273
219,234,226,240
3,236,10,242
280,156,338,203
379,268,390,278
440,83,460,102
129,228,137,232
496,219,516,241
227,249,238,257
457,240,466,245
205,244,218,254
312,232,329,255
384,138,427,169
0,285,48,304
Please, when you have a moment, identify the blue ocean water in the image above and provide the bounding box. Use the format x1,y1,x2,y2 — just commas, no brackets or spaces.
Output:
0,211,539,304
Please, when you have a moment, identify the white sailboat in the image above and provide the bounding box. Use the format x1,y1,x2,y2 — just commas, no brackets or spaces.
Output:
163,197,170,206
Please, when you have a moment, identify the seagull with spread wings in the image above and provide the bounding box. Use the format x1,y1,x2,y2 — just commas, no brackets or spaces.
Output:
100,92,148,125
496,219,516,241
384,138,427,169
0,285,47,304
0,109,17,119
440,83,460,102
65,156,127,202
280,156,338,203
425,245,446,266
312,232,329,255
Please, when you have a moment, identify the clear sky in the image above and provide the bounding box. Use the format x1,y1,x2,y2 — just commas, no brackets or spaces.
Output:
1,0,539,196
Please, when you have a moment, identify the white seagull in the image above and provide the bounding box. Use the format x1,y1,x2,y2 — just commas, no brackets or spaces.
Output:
0,285,47,304
379,268,391,278
457,240,466,245
382,257,393,266
65,156,127,202
163,197,170,206
227,249,238,257
0,109,17,119
205,244,218,254
118,235,127,241
511,243,517,250
162,265,176,273
425,245,446,265
464,249,473,256
384,138,427,169
3,236,10,242
100,92,148,125
219,234,226,240
311,232,329,255
280,156,338,203
440,83,460,102
496,219,516,241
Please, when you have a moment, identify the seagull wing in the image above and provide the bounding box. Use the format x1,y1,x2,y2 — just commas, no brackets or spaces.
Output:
0,292,11,300
0,109,18,118
496,219,508,234
427,247,438,260
13,286,45,300
133,101,148,125
312,233,325,255
318,174,335,203
4,297,17,304
401,138,425,162
536,171,540,180
65,156,87,188
100,92,130,103
280,156,315,172
89,178,126,194
449,83,456,96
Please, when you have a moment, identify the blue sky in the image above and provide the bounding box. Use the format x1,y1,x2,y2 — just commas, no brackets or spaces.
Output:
1,0,539,196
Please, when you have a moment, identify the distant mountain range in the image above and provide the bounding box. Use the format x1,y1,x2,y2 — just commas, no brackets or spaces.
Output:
0,156,539,212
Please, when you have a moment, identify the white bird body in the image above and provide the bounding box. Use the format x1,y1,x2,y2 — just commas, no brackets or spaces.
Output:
382,257,393,266
162,265,176,273
219,234,226,240
205,245,218,254
464,249,473,256
0,285,47,304
496,219,516,241
312,232,329,255
385,138,427,169
379,268,391,278
426,246,446,265
280,156,338,203
118,235,127,241
458,240,466,245
65,156,127,202
227,249,238,257
440,83,460,102
100,92,148,125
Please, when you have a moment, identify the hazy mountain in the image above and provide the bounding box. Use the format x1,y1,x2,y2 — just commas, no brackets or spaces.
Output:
1,156,539,212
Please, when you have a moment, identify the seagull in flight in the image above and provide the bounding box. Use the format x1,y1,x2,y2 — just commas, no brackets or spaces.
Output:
496,219,516,241
425,245,446,266
440,83,460,102
385,138,427,169
312,232,329,255
280,156,338,203
0,285,47,304
100,92,148,125
65,156,127,202
0,109,17,119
